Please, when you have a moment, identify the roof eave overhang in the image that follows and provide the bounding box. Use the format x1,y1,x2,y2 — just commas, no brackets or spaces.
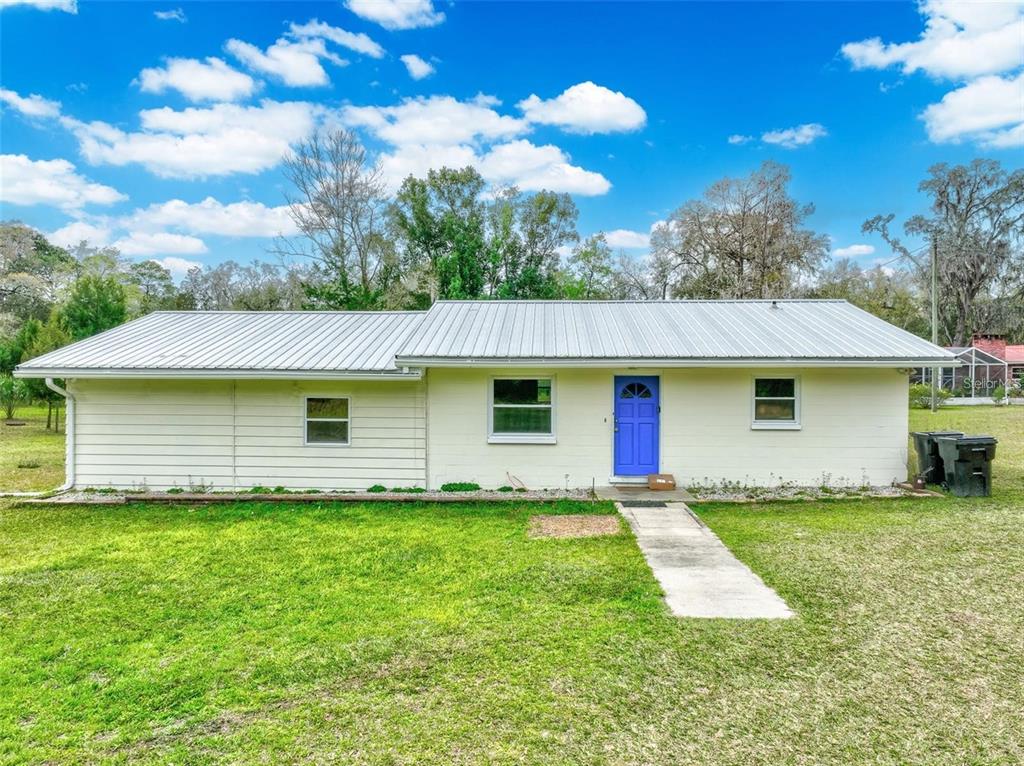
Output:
394,356,961,369
13,368,423,381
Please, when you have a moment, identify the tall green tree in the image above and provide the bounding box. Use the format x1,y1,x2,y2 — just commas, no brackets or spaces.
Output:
497,191,578,299
1,223,75,331
126,260,177,315
392,168,579,302
0,318,41,375
392,167,488,300
20,312,72,430
60,275,127,341
0,373,30,421
565,234,616,299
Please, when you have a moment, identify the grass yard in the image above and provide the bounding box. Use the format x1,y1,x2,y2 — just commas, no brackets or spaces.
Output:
0,405,65,493
1,407,1023,764
0,403,66,493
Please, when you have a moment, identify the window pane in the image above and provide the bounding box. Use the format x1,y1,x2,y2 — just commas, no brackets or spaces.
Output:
755,378,795,397
493,406,552,434
307,420,349,443
494,379,551,405
754,399,796,421
307,398,348,418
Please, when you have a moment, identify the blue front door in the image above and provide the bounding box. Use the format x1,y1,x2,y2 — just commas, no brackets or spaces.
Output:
614,376,659,476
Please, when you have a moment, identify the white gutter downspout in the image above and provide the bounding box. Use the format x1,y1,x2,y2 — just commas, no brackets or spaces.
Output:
45,378,75,491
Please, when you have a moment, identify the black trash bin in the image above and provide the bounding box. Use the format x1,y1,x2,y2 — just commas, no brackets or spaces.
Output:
934,435,998,497
911,431,965,484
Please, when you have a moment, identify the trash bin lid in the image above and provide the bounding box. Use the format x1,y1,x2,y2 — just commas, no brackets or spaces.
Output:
955,435,997,444
934,434,997,444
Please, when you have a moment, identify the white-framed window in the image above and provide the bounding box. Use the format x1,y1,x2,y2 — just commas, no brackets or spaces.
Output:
488,377,556,444
305,397,350,445
751,377,800,430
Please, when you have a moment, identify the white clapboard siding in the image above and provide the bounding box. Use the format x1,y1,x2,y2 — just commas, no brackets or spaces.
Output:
426,366,909,489
70,378,426,491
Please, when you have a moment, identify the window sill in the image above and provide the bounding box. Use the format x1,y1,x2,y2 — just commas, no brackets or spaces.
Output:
750,422,802,431
487,434,557,445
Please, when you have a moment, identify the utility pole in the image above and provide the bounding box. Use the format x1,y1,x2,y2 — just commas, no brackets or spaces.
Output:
931,239,939,413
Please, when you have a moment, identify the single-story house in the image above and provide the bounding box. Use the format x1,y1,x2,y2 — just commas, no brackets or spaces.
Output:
971,333,1024,387
913,332,1024,395
16,300,956,492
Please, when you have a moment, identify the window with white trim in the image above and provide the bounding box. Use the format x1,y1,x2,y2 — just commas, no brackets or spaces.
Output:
305,397,350,445
490,378,554,441
752,377,799,427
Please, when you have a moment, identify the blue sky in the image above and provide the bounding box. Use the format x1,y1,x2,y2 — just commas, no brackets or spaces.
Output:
1,0,1021,277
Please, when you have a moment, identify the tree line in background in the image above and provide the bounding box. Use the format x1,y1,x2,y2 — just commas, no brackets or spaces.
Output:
2,130,1022,424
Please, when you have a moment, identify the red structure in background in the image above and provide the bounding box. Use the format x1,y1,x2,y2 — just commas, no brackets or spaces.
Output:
914,333,1024,398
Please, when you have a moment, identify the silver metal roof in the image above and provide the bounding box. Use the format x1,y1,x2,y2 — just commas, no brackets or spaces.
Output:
395,300,957,366
17,311,425,379
16,300,957,378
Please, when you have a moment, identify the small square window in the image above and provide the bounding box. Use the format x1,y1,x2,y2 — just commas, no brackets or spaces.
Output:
752,377,799,428
305,397,350,445
490,378,555,443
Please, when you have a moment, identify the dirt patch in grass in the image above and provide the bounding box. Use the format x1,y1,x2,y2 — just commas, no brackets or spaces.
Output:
528,514,621,538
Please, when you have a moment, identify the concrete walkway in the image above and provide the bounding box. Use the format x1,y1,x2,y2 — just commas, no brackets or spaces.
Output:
619,502,793,619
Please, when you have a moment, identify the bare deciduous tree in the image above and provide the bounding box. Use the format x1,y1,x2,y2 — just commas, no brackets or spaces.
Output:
651,161,828,299
864,159,1024,345
277,129,398,309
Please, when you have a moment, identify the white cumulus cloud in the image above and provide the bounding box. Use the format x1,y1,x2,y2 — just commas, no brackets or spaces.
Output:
344,93,611,196
123,197,298,238
377,143,480,190
48,195,297,257
400,54,435,80
832,244,876,258
922,71,1024,147
0,154,125,210
289,19,385,58
341,94,528,146
62,100,320,179
137,57,257,102
48,220,112,248
0,0,76,12
344,0,444,30
150,256,204,278
478,140,611,196
153,7,185,22
226,36,345,87
518,81,647,134
377,140,610,196
603,229,651,249
0,87,61,118
842,0,1023,149
112,231,208,257
761,122,828,148
842,0,1024,80
727,134,752,145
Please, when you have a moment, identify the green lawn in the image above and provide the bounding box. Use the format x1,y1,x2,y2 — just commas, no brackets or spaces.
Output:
0,405,65,493
1,407,1023,764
